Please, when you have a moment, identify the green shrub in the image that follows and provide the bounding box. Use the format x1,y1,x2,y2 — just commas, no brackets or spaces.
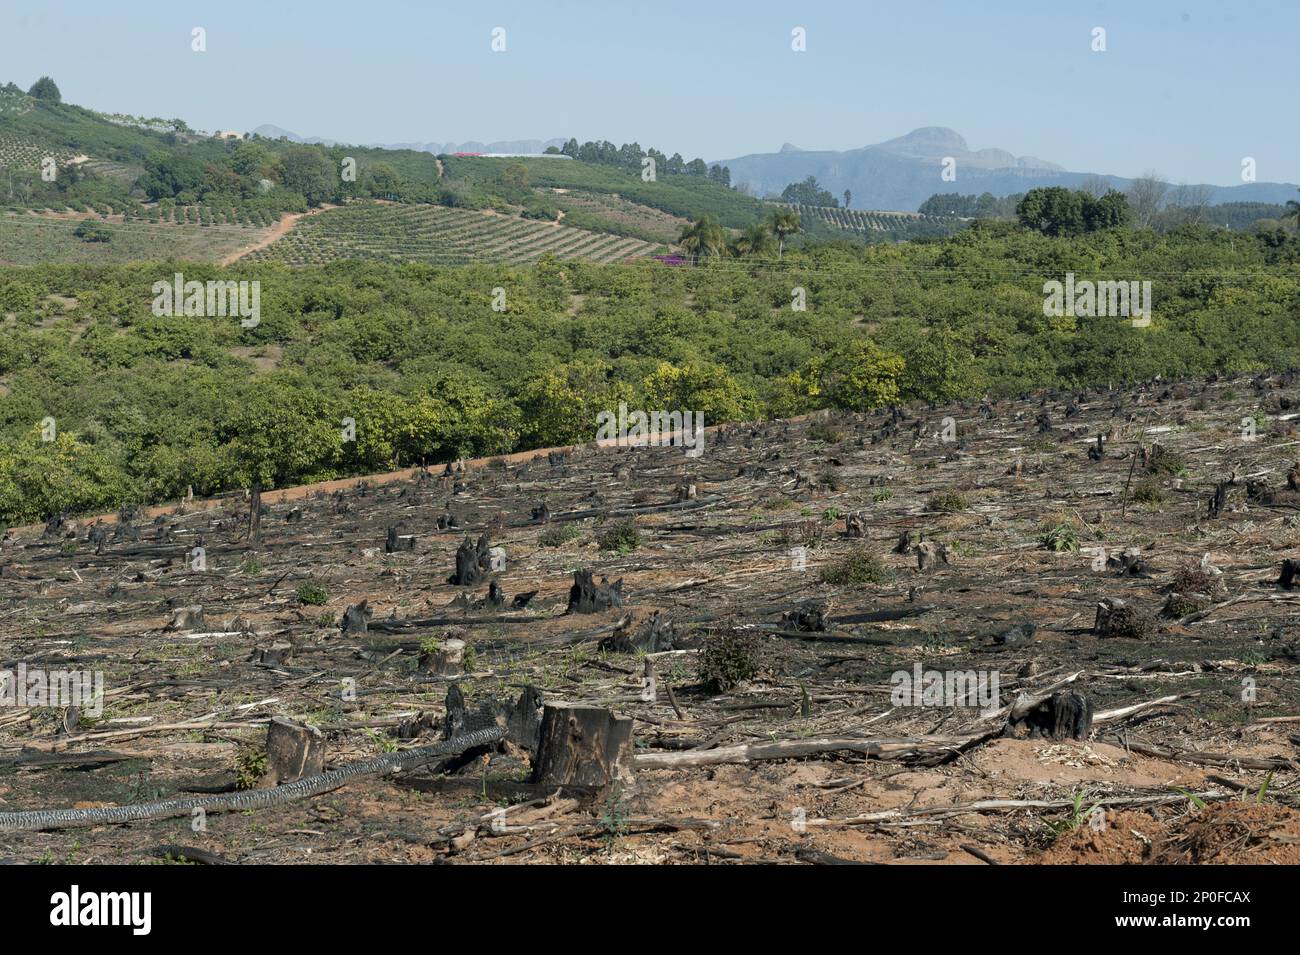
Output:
819,547,887,585
1038,520,1080,552
928,490,969,513
539,524,582,547
1131,480,1166,505
597,518,641,555
297,581,329,605
698,628,761,693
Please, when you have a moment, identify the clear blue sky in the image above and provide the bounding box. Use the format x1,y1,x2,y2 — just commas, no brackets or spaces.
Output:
2,0,1294,185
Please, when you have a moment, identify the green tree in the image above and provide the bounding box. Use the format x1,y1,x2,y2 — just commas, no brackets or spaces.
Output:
780,176,838,207
516,361,628,447
678,215,727,262
27,76,61,102
804,340,904,412
767,208,801,257
731,221,776,257
642,361,755,422
1284,190,1300,233
364,162,403,197
279,147,337,206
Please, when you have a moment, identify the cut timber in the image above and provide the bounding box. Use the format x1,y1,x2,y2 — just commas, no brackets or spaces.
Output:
530,705,632,789
262,716,325,786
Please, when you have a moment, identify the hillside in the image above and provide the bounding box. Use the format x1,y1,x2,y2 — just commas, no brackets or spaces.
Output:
790,204,963,243
1,84,775,264
241,202,659,266
0,210,278,265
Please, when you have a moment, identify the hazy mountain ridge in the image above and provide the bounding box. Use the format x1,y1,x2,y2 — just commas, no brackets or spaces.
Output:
250,124,565,155
718,127,1298,210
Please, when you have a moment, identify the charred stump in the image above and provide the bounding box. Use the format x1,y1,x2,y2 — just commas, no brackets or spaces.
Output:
448,536,486,586
567,569,624,614
341,599,372,634
530,705,633,790
262,717,325,786
1004,690,1093,740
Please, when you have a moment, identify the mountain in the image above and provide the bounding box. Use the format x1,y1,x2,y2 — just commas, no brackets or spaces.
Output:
718,127,1299,211
250,124,564,155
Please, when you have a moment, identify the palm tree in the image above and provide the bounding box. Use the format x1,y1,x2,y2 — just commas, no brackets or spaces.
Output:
678,215,726,263
731,221,775,257
767,208,801,258
1285,190,1300,234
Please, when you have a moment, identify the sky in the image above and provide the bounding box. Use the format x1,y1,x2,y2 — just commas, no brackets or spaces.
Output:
1,0,1295,185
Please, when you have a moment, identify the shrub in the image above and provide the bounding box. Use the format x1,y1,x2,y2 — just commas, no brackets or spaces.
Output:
807,422,845,444
1039,520,1080,552
539,524,582,547
234,743,267,790
297,581,329,605
597,518,641,555
1162,593,1208,618
819,547,887,585
1169,562,1220,596
1131,480,1166,505
698,627,761,693
928,490,969,513
1145,444,1186,476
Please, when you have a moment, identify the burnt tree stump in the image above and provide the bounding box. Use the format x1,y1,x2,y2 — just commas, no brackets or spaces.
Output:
530,705,633,790
567,569,624,613
262,716,325,786
1004,690,1093,740
448,536,486,586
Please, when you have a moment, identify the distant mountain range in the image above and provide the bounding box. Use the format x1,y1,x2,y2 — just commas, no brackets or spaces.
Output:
251,124,565,155
718,127,1299,211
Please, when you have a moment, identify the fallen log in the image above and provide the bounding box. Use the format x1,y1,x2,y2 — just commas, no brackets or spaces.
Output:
0,726,505,832
631,733,988,769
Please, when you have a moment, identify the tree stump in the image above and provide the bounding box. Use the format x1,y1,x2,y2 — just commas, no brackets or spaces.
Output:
530,705,633,790
262,716,325,786
449,535,486,587
418,637,465,675
341,599,372,634
1004,690,1093,740
386,526,415,553
567,569,624,613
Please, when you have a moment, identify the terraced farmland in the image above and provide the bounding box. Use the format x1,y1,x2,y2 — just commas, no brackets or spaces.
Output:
0,212,278,264
242,202,661,266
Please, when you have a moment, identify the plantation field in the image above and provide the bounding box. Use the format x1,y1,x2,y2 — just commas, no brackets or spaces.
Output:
0,134,77,171
793,203,962,240
241,201,661,265
0,211,278,264
444,155,765,228
551,189,690,243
